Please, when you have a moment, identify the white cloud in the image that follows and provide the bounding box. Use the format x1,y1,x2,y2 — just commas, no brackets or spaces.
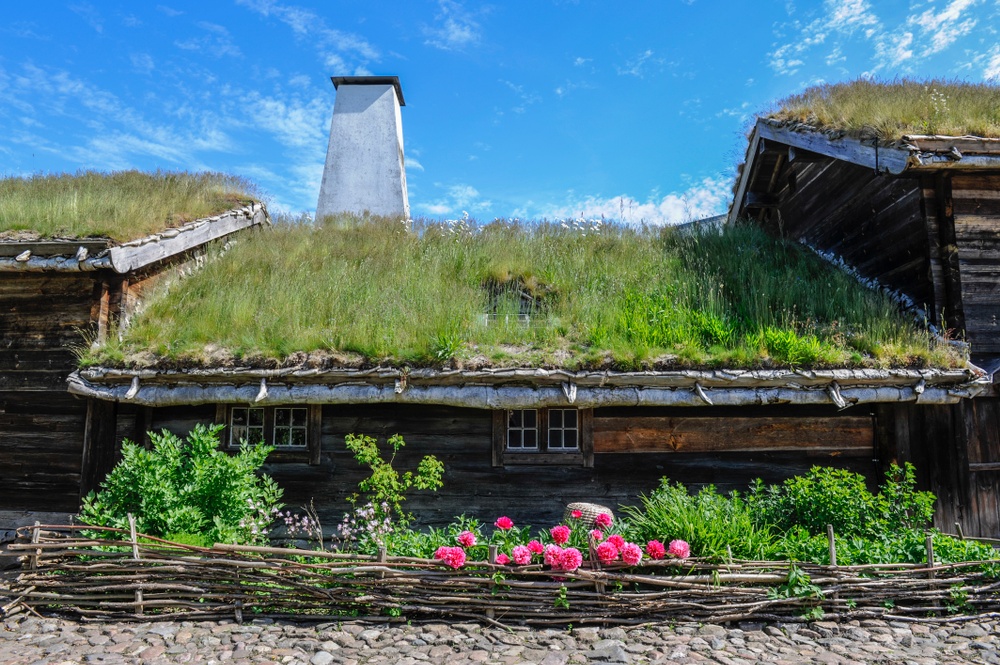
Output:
500,80,540,113
236,0,379,71
911,0,978,55
981,45,1000,80
244,92,328,150
405,157,425,172
131,53,155,74
175,22,243,59
416,182,492,217
536,176,731,226
423,0,481,51
69,3,104,34
617,49,662,77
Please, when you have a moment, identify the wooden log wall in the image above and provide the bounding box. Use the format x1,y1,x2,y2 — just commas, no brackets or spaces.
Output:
762,158,936,322
876,398,1000,539
0,274,97,512
142,403,877,531
949,173,1000,352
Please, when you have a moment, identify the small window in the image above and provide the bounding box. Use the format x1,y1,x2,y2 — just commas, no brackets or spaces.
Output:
219,404,321,464
494,408,592,467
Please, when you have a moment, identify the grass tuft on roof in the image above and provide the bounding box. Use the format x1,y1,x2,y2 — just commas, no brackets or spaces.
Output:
766,78,1000,140
0,170,259,242
87,216,961,371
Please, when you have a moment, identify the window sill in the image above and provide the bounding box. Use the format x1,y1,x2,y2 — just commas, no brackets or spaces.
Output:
502,452,584,465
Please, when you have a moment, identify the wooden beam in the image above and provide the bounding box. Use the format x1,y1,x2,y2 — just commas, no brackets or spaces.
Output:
744,192,781,209
80,399,120,498
491,410,505,468
787,146,826,164
756,121,911,175
107,207,265,273
0,240,110,258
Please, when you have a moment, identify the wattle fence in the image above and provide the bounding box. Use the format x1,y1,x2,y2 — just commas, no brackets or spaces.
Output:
4,524,1000,625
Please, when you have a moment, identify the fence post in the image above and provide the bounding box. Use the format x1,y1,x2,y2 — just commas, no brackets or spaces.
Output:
827,524,837,567
488,545,498,565
128,513,144,616
29,521,41,571
955,522,966,540
925,533,935,580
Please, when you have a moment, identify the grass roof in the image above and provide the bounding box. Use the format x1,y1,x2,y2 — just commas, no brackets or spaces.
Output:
0,171,259,243
766,78,1000,141
86,218,961,371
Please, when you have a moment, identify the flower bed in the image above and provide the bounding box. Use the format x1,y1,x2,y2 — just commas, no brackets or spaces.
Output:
6,524,1000,625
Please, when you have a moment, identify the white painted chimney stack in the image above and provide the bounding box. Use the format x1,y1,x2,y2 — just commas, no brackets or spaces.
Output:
315,76,409,221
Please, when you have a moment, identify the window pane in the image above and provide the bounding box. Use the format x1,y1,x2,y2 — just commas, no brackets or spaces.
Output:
290,429,306,447
249,408,264,426
275,429,291,447
509,410,522,428
550,430,564,448
232,408,248,426
563,428,578,449
508,430,522,449
564,410,577,427
291,408,307,427
550,410,563,428
524,429,537,448
246,426,264,446
524,409,537,428
275,408,290,427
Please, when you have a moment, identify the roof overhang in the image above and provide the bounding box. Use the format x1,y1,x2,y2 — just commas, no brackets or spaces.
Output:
729,119,1000,224
68,365,988,410
0,203,268,274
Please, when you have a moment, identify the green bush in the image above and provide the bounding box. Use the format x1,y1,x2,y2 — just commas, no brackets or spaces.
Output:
78,423,282,545
747,463,934,539
621,481,776,560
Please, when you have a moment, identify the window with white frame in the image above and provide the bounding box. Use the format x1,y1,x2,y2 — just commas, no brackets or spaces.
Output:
225,405,321,464
494,408,592,467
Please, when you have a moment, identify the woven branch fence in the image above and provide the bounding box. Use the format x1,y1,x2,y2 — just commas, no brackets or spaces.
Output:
4,524,1000,626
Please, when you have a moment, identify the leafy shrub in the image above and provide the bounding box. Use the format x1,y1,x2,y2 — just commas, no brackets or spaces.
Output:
621,481,775,560
337,433,444,552
747,463,934,539
79,423,282,545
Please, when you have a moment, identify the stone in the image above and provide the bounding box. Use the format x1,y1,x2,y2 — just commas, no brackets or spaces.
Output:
310,651,335,665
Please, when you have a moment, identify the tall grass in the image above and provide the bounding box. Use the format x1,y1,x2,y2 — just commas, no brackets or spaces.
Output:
89,216,960,370
0,171,259,241
767,78,1000,140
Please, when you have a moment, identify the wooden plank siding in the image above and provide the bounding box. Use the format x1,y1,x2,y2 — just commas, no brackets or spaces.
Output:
142,403,878,530
952,174,1000,353
0,273,100,513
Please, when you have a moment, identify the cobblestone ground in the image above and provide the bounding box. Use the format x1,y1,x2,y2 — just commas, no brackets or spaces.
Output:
1,614,998,665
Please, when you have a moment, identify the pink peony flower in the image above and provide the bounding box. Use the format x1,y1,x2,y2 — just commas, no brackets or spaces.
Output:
596,540,619,565
527,540,545,555
550,525,571,545
457,530,477,548
495,553,510,565
494,516,514,530
646,540,666,560
668,539,691,559
434,546,466,569
511,545,532,565
594,513,613,529
621,542,643,566
543,544,562,567
590,529,604,542
558,547,584,572
571,509,583,519
607,534,625,550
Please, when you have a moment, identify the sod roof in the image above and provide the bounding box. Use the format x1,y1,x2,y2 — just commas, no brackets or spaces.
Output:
765,79,1000,141
86,217,963,372
0,171,260,243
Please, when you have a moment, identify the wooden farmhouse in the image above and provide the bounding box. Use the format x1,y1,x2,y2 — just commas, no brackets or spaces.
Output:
0,197,267,528
730,101,1000,538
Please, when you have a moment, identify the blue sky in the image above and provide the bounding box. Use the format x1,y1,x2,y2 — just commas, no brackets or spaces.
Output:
3,1,1000,224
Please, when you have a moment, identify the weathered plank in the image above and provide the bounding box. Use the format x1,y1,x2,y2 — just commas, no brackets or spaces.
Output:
593,416,873,454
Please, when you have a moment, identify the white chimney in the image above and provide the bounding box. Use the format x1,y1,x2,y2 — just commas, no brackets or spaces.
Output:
315,76,409,221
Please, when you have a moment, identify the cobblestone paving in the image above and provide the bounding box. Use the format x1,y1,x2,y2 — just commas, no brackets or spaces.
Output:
1,615,998,665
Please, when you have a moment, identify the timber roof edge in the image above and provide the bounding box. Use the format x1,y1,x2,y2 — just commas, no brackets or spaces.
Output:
0,203,268,274
728,118,1000,225
68,364,989,410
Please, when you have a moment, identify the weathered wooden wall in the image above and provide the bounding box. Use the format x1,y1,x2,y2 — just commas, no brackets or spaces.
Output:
140,403,877,530
950,173,1000,352
0,274,93,511
876,397,1000,538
